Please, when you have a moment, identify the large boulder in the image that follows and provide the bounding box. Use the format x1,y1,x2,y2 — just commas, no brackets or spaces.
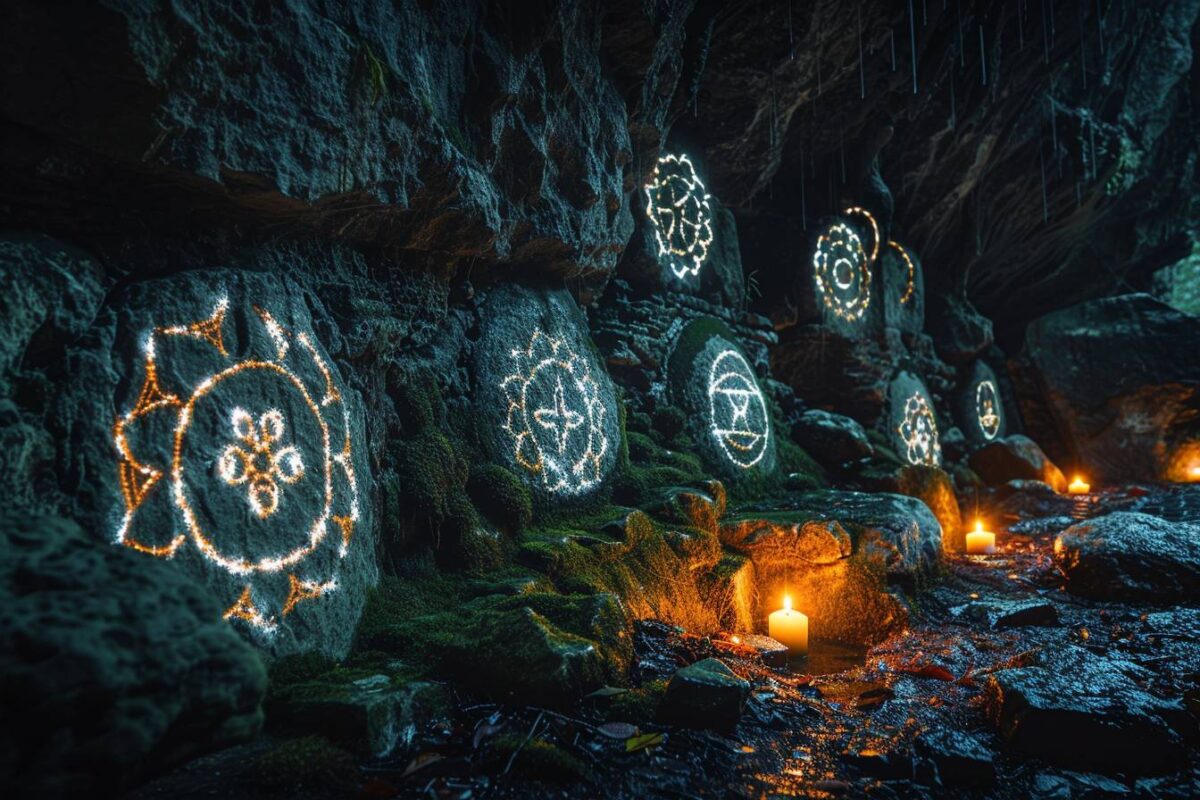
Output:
885,371,943,468
1053,512,1200,603
968,434,1067,493
1020,294,1200,482
472,283,621,502
54,268,377,659
955,360,1008,448
791,409,874,467
985,646,1188,775
896,465,963,552
667,318,777,478
0,513,266,798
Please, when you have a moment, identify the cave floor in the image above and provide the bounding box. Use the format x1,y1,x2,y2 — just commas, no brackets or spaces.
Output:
129,485,1200,799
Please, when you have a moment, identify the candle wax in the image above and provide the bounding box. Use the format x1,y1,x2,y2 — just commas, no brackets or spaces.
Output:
965,529,996,555
768,599,808,658
1067,478,1090,495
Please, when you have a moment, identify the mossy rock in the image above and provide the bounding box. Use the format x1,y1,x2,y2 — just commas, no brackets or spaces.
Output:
490,734,589,783
897,465,963,552
359,591,632,705
248,735,356,791
602,679,668,726
467,464,533,534
659,658,749,732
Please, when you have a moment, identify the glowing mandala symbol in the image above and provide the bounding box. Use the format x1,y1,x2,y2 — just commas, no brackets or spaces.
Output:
896,392,942,466
707,349,770,469
813,216,873,321
501,331,609,495
644,153,714,279
112,297,360,633
888,240,917,305
975,380,1002,441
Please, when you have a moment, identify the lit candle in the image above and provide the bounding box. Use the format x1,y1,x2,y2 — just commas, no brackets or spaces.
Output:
1190,465,1200,481
1067,475,1091,495
965,520,996,555
768,595,809,659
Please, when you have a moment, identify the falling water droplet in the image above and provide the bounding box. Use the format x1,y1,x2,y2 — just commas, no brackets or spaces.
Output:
1039,143,1049,222
908,0,919,93
858,0,866,98
979,25,987,86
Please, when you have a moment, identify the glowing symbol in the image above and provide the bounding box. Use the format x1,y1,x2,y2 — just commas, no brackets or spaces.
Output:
644,153,714,279
888,240,917,305
813,221,872,321
501,331,609,494
897,392,942,466
218,408,305,518
113,299,360,633
707,349,770,469
975,380,1001,441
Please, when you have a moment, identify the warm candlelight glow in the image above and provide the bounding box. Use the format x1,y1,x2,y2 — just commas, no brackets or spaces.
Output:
1067,475,1091,495
965,519,996,555
769,595,808,659
1190,465,1200,480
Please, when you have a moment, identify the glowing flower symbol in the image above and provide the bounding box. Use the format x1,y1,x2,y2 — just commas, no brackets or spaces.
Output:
813,219,872,321
976,380,1001,441
707,349,770,469
501,331,609,494
112,297,360,633
897,392,942,466
218,408,305,518
644,153,714,279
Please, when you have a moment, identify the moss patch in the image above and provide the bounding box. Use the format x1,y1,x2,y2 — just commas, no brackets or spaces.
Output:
249,736,356,791
491,734,589,783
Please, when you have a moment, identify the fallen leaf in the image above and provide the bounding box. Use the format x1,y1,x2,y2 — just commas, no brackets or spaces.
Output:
855,686,894,710
401,751,443,777
585,686,629,699
625,732,664,753
898,664,956,681
599,722,638,739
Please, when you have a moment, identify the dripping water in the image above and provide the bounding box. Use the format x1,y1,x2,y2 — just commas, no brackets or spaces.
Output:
979,25,987,86
908,0,918,93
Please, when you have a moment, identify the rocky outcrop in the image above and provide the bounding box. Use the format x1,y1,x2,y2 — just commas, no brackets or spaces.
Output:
1019,294,1200,482
968,435,1067,493
0,513,266,798
896,465,962,552
791,409,874,468
1053,512,1200,603
985,646,1189,774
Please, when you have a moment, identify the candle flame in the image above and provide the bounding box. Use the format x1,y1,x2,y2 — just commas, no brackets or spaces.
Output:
783,595,792,612
974,519,984,533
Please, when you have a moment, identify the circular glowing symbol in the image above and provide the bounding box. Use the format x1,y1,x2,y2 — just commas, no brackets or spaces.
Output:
501,331,610,495
112,298,360,633
813,220,872,321
975,380,1002,440
897,391,942,466
644,153,714,279
707,349,770,469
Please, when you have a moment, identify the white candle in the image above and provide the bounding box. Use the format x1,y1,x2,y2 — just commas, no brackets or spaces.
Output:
965,520,996,555
768,596,808,659
1067,476,1090,495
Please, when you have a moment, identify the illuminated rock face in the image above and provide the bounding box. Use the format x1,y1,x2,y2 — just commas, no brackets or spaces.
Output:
881,240,924,335
475,284,620,500
67,270,376,659
644,154,714,281
669,320,776,477
887,371,942,467
957,360,1007,447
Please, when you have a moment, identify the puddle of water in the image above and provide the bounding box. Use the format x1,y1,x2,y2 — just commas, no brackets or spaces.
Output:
788,639,869,676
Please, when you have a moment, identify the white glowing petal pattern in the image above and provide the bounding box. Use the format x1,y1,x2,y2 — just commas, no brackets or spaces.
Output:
707,349,770,469
111,299,359,633
500,330,609,495
897,392,942,466
975,379,1002,440
813,221,872,321
644,153,714,279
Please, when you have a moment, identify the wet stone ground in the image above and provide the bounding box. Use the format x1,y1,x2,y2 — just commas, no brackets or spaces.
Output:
130,485,1200,799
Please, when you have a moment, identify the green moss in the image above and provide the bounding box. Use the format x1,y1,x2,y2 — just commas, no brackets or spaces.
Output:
467,464,533,534
491,734,589,783
249,736,356,790
651,405,687,443
666,318,738,392
603,679,668,726
269,651,337,691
